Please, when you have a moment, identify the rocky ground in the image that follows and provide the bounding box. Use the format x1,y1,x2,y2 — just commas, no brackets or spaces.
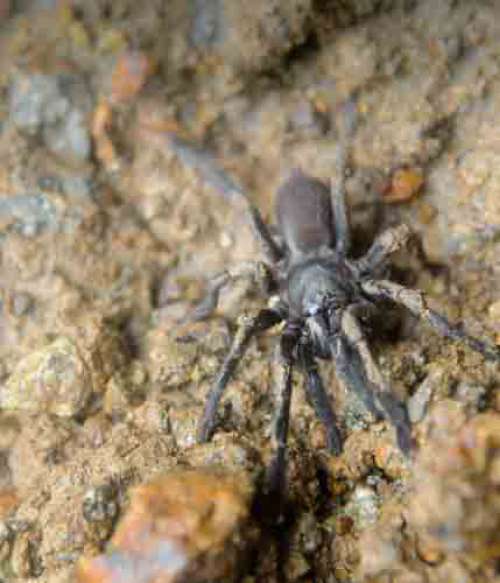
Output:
0,1,499,582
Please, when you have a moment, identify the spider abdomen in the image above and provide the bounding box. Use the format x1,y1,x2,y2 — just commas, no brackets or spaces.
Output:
275,169,334,257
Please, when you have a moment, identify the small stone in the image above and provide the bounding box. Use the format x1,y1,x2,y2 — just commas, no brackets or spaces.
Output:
83,484,119,550
408,368,444,424
0,194,58,238
9,74,67,135
76,468,256,583
166,404,199,449
0,489,18,518
345,485,380,529
43,108,91,162
11,292,33,317
110,51,155,104
455,382,487,411
383,167,424,203
146,330,198,387
417,201,438,225
103,374,130,420
82,485,118,524
489,299,500,329
0,521,13,562
11,529,41,578
0,337,91,417
8,73,92,163
285,551,311,580
416,534,444,565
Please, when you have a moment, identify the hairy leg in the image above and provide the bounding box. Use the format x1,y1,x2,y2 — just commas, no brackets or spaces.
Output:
354,224,412,276
362,279,500,363
331,144,351,255
265,329,297,502
190,260,274,321
299,340,343,454
167,134,283,264
341,306,413,453
197,308,283,443
331,334,384,421
243,199,284,264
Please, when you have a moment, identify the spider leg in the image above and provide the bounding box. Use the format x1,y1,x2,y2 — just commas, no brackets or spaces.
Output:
341,306,413,453
167,134,283,264
331,144,351,255
330,334,384,421
354,224,412,276
362,279,500,363
190,260,274,321
243,199,284,264
265,327,298,501
299,339,343,455
197,308,283,443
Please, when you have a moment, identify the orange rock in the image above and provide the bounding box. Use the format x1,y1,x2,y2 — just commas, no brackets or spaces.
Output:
91,100,118,170
76,468,256,583
0,489,18,519
416,534,445,565
383,168,424,204
110,51,155,104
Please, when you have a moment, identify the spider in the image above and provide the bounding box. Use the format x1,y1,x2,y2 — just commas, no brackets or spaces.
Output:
190,148,500,493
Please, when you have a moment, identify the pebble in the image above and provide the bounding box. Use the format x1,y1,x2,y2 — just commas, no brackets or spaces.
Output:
110,51,155,104
82,484,119,551
10,292,33,317
9,73,92,163
407,368,444,424
0,193,58,238
0,521,13,562
489,299,500,329
0,337,91,417
383,167,424,203
345,485,380,529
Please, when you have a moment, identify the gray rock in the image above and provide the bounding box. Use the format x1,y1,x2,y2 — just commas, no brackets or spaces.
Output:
0,337,92,417
408,368,444,424
345,485,380,529
9,74,67,134
0,193,58,237
9,73,92,163
189,0,224,48
42,108,91,162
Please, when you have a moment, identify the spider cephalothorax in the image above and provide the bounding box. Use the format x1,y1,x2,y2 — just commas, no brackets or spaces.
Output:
191,154,500,495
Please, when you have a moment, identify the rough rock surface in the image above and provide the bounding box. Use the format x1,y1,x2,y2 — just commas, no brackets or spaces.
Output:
0,1,499,582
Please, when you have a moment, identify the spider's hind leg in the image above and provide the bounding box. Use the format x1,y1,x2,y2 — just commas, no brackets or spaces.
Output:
362,279,500,363
354,224,412,276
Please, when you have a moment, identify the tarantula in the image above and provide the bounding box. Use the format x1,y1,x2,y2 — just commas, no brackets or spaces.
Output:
191,152,499,492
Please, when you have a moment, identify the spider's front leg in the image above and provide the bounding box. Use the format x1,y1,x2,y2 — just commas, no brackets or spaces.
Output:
241,197,284,264
362,279,500,363
190,261,275,321
354,224,412,276
197,307,283,443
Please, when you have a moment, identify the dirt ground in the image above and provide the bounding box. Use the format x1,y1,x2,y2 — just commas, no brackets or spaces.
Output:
0,1,499,582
